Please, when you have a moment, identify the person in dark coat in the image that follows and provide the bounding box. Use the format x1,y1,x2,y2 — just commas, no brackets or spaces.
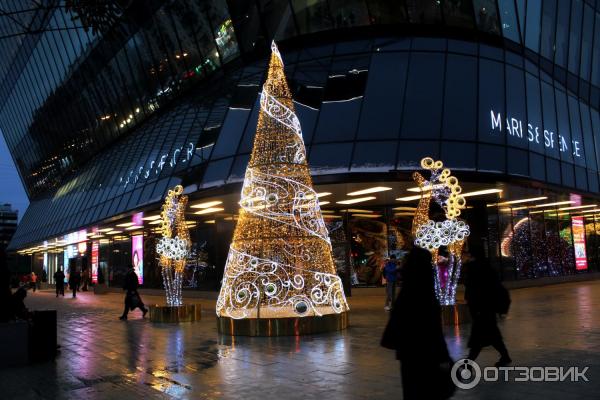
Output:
10,287,30,320
464,247,511,366
54,268,65,297
383,255,398,311
381,246,454,400
119,265,148,320
68,268,81,298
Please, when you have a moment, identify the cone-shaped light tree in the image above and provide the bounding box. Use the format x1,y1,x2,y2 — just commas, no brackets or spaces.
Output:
216,42,349,320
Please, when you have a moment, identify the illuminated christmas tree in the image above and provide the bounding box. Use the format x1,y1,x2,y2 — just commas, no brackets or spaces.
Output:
216,42,349,321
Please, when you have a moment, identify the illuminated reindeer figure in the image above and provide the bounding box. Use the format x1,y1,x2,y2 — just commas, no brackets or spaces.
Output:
156,185,191,307
412,158,470,305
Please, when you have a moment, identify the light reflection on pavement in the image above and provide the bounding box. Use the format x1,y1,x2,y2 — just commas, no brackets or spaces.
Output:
1,280,599,399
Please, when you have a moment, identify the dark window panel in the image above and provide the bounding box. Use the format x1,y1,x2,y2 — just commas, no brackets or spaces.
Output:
567,95,586,167
472,0,501,34
529,152,546,181
478,144,506,173
308,143,352,172
441,141,476,169
524,0,542,52
357,52,408,140
365,0,409,24
561,162,575,186
211,109,251,159
323,70,368,101
498,0,521,43
312,98,362,142
555,0,571,67
351,141,396,170
575,166,588,190
507,147,528,176
401,52,444,140
540,0,557,59
525,72,545,155
406,0,442,24
328,0,370,28
568,0,584,74
579,4,594,81
443,54,477,141
291,0,334,34
505,65,527,149
397,140,439,169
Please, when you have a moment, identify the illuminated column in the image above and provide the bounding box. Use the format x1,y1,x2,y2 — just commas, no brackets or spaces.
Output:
156,185,190,307
412,157,470,306
216,42,349,325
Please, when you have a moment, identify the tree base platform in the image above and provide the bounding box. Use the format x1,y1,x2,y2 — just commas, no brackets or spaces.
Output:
149,304,201,323
217,312,348,336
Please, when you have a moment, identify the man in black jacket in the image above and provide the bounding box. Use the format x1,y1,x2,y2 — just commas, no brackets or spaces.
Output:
119,265,148,320
54,268,65,297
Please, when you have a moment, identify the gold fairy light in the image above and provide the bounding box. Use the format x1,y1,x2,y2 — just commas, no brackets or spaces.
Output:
411,157,470,305
216,42,349,320
156,185,190,307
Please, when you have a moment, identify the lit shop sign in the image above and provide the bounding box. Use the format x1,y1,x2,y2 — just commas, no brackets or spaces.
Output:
490,110,582,158
91,241,99,284
119,142,195,188
132,235,144,284
64,229,87,245
571,216,588,271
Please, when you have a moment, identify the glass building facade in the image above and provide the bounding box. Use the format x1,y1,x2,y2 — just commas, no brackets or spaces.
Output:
3,0,600,290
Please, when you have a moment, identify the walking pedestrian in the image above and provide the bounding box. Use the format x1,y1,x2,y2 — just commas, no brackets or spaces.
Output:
119,264,148,320
54,268,65,297
30,271,37,293
381,246,455,400
68,268,81,298
383,255,398,311
81,265,89,291
464,246,512,367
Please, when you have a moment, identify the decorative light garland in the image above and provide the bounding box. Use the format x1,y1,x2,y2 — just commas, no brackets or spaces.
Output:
157,185,190,307
412,157,470,305
216,41,349,319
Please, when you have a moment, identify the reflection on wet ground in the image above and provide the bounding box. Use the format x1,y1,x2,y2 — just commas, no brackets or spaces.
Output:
1,280,600,399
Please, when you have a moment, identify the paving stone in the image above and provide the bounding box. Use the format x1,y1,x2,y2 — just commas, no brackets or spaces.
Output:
1,281,599,398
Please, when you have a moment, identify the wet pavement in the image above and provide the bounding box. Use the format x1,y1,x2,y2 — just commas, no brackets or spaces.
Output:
1,280,600,399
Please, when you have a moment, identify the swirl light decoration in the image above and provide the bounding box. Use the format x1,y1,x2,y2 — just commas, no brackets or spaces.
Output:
157,185,191,307
412,157,470,305
216,42,349,322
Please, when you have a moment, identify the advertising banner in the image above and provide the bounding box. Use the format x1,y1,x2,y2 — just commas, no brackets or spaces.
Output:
571,216,588,271
91,241,99,283
132,235,144,284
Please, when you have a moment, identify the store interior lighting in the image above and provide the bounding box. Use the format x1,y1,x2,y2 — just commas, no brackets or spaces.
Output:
487,196,548,207
194,207,225,215
336,196,377,205
190,200,223,209
347,186,392,196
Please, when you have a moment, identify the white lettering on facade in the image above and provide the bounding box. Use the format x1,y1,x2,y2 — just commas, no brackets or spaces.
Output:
119,142,196,188
490,109,583,158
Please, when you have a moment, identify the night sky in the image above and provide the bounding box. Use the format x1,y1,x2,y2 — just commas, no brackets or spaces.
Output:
0,129,29,221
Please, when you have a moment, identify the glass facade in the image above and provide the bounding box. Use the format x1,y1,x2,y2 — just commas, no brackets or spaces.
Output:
4,0,600,286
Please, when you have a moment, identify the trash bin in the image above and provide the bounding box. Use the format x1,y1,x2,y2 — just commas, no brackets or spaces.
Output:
30,310,57,362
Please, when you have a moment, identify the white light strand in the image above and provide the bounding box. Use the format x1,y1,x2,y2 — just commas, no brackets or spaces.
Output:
412,157,470,305
216,41,348,319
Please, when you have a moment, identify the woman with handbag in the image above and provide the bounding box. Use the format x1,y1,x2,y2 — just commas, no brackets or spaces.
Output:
381,246,455,400
119,265,148,320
